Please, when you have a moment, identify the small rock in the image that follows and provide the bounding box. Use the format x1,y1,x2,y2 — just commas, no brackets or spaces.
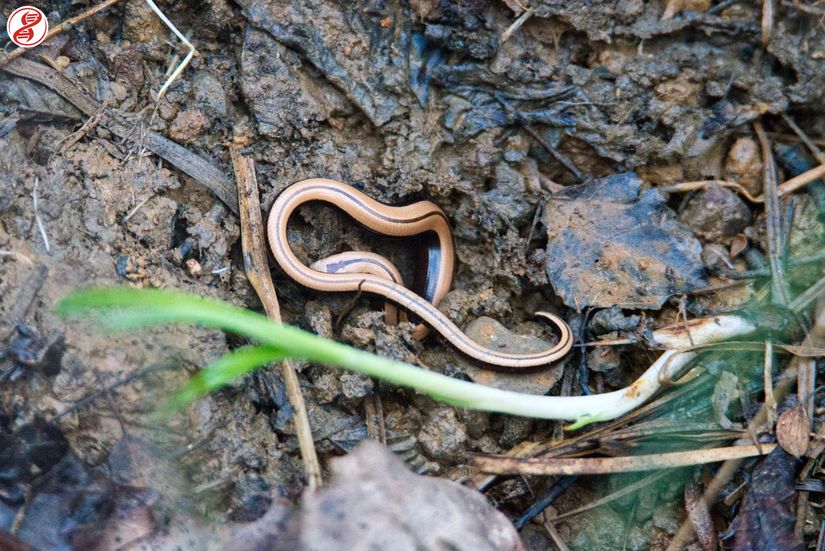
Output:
638,163,684,185
229,473,272,522
55,56,70,69
417,407,469,462
186,258,202,276
122,0,167,56
193,71,228,117
545,173,706,310
108,81,128,103
339,371,374,400
587,347,621,373
499,416,533,448
157,99,179,121
589,306,640,334
652,505,681,533
725,137,763,197
168,109,209,144
662,0,711,18
305,300,333,339
678,184,751,242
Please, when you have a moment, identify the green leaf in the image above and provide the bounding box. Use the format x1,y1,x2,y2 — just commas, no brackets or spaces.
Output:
56,287,600,424
156,345,286,418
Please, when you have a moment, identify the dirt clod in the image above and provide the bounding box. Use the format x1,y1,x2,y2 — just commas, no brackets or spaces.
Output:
678,184,752,242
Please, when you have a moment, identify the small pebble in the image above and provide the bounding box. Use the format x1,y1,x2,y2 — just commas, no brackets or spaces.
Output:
587,347,621,373
186,258,202,276
678,184,751,242
169,109,209,144
109,81,128,103
417,407,468,462
589,306,640,334
55,56,71,69
724,137,763,197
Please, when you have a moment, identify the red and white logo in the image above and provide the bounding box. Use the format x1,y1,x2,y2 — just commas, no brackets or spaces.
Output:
7,6,48,48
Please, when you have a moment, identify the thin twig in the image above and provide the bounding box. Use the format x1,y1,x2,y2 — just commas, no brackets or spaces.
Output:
3,59,239,213
543,517,572,551
492,94,585,182
785,0,825,16
143,0,198,101
32,177,50,252
122,194,154,224
762,0,775,47
0,0,126,68
660,161,825,202
522,124,586,182
472,444,777,475
755,122,790,306
230,146,322,490
51,362,174,421
764,341,777,426
500,9,533,43
716,249,825,279
781,113,825,164
708,0,741,14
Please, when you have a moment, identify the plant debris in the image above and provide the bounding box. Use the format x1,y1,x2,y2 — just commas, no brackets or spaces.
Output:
544,172,706,310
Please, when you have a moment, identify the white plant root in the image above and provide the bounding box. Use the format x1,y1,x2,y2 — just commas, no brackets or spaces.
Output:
429,314,758,430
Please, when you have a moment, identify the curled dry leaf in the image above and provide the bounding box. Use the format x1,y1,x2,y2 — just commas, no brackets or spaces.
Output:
299,440,524,551
726,448,803,551
776,403,810,458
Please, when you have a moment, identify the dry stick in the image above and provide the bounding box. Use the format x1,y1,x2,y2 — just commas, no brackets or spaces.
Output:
0,0,126,68
755,121,791,306
472,444,777,476
782,113,825,164
794,299,825,539
543,518,572,551
500,9,533,43
764,341,777,426
762,0,775,47
660,160,825,204
229,147,322,490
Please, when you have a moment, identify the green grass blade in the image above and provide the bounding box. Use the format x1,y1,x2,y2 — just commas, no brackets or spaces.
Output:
57,287,591,422
156,345,286,417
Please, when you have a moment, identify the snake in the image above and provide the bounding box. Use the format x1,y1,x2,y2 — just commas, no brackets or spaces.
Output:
266,178,573,369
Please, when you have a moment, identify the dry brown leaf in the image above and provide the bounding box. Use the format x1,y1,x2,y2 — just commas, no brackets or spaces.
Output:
776,403,810,457
301,440,524,550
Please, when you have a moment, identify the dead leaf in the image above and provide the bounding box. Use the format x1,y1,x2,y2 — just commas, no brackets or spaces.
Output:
543,173,706,310
300,440,524,551
776,403,810,458
725,448,804,551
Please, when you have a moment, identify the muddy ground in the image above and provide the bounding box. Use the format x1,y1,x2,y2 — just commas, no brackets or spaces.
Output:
1,0,825,549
